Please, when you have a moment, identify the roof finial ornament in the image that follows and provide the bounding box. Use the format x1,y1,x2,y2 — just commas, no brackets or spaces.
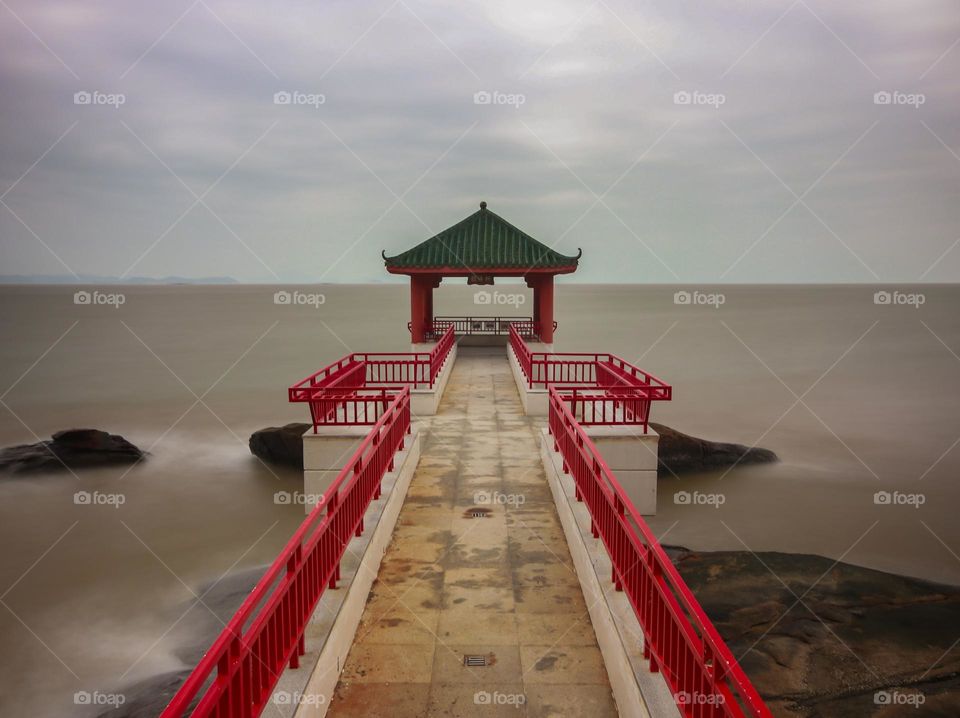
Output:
479,200,487,210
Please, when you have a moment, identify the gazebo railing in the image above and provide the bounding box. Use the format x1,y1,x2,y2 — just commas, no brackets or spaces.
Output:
429,316,533,337
412,317,556,341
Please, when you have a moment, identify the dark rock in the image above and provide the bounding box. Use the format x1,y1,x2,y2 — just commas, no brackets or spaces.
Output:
96,566,266,718
0,429,145,474
94,670,192,718
249,423,310,469
650,422,778,476
669,546,960,717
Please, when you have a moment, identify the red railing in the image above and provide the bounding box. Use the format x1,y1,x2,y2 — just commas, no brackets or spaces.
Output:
359,324,455,388
415,317,556,341
431,316,531,336
161,386,412,718
509,325,672,404
289,327,455,429
547,386,770,718
289,386,405,428
552,385,663,432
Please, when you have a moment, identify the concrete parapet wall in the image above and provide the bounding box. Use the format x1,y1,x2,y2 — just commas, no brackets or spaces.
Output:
506,343,548,415
409,343,457,416
585,426,660,516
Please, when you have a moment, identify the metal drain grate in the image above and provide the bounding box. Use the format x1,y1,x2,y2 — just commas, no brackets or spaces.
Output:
464,506,492,519
464,654,488,667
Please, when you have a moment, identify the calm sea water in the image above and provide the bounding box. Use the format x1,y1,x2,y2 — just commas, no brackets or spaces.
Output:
1,283,958,716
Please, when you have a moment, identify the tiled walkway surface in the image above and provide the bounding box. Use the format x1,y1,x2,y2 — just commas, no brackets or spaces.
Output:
326,348,617,717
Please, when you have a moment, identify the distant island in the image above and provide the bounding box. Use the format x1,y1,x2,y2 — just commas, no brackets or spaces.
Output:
0,274,239,285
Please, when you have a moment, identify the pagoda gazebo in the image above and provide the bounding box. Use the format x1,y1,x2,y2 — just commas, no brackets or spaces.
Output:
383,202,580,344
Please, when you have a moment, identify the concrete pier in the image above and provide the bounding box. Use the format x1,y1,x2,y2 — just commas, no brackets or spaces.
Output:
323,347,619,717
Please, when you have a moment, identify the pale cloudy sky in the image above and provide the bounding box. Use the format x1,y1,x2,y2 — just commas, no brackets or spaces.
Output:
0,0,958,283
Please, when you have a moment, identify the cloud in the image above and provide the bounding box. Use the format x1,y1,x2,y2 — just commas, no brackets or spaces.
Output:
0,0,958,282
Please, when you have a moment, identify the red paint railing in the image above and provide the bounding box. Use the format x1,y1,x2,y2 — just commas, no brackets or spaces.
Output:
289,326,455,429
430,316,532,336
289,386,405,428
509,325,672,405
548,386,770,718
415,317,555,341
359,324,455,388
552,385,662,432
161,386,412,718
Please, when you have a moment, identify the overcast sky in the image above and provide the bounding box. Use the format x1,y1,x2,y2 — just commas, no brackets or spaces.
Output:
0,0,958,283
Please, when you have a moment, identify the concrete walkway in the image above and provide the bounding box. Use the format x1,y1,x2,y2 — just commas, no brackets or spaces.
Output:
326,348,617,717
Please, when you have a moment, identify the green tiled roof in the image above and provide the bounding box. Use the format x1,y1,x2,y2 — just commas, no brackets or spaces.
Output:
383,202,580,271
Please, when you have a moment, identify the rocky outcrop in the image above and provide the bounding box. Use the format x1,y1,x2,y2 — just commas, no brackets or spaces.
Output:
0,429,145,474
248,423,310,469
651,422,777,476
96,566,266,718
669,546,960,717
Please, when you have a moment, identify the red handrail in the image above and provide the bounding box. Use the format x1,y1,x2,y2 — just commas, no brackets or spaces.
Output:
509,324,672,401
289,386,405,428
547,386,771,717
289,326,456,407
552,385,661,432
160,386,412,718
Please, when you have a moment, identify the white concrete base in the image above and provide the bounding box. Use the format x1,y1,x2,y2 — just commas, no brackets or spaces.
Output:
586,426,660,516
302,426,369,515
268,426,422,718
409,343,457,416
539,428,680,718
506,343,548,415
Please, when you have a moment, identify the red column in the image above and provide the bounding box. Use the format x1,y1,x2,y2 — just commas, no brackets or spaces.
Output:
538,274,554,343
525,275,540,334
410,276,426,343
425,286,433,334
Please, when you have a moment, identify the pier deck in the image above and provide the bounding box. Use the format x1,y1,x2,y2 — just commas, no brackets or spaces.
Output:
326,347,617,717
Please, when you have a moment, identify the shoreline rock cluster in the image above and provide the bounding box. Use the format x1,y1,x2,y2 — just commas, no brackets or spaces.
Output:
650,422,778,476
670,546,960,716
0,429,144,474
